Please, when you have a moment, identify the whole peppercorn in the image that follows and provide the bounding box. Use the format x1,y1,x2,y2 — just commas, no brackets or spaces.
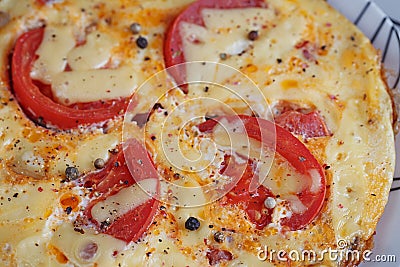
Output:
65,166,79,181
219,53,227,60
264,197,277,209
248,30,259,41
185,217,200,231
136,36,148,49
129,22,141,34
94,158,105,169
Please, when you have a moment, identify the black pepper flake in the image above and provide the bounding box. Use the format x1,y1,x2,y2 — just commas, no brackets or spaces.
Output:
65,206,72,214
324,165,331,170
65,166,79,181
74,227,85,234
185,217,200,231
248,30,259,41
151,136,156,141
214,231,225,243
276,58,282,64
12,193,18,198
100,219,111,229
136,36,148,49
153,103,164,110
94,158,105,169
204,86,209,92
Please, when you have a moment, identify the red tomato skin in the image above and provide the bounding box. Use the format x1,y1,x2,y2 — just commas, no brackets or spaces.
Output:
164,0,266,90
275,110,330,139
11,28,129,129
83,139,159,243
221,155,275,229
198,115,326,230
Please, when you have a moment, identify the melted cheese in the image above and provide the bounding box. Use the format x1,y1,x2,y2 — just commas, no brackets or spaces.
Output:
67,30,115,71
91,178,157,224
51,67,137,104
16,235,57,266
31,25,138,104
31,25,75,84
51,224,127,266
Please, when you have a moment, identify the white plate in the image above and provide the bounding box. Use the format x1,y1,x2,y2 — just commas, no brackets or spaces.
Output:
328,0,400,266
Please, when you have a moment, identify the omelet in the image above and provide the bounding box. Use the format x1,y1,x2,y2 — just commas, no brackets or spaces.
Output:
0,0,395,266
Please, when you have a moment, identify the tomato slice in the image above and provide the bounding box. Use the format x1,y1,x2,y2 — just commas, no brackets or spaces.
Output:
198,115,326,230
164,0,266,90
220,154,275,229
11,28,129,129
275,110,330,139
83,139,159,243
